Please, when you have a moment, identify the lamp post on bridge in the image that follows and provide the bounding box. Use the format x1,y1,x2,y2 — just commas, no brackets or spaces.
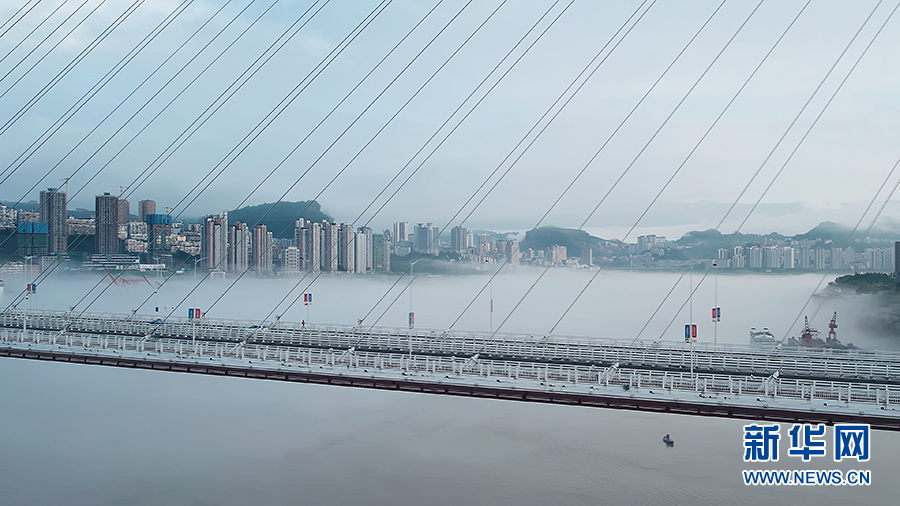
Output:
409,259,419,329
191,256,207,355
192,256,207,306
23,255,34,337
690,264,694,381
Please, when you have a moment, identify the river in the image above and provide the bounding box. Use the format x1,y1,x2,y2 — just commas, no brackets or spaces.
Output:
0,269,896,504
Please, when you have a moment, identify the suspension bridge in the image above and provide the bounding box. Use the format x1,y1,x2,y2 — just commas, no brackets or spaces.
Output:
3,309,899,430
3,0,900,436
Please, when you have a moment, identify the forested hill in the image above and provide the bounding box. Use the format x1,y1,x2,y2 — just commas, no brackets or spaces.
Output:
228,201,332,239
519,226,622,257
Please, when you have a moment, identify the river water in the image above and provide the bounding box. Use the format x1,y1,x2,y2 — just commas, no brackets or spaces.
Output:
0,269,897,505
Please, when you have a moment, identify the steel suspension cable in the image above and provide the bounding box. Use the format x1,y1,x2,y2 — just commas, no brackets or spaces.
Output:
0,0,157,180
0,1,296,289
784,151,900,341
294,0,652,331
57,0,394,320
0,0,215,271
362,1,657,331
0,0,86,82
117,0,332,203
0,0,151,141
0,1,41,40
544,0,768,336
184,0,447,215
64,0,271,203
355,0,572,230
2,0,334,312
650,0,897,343
267,0,574,325
196,0,506,320
0,0,107,98
447,0,734,333
0,0,67,67
9,0,244,214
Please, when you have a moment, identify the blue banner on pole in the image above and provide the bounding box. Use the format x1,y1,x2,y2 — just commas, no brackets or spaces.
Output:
685,324,691,342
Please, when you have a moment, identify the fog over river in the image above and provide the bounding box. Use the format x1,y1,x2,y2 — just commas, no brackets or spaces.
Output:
1,270,898,505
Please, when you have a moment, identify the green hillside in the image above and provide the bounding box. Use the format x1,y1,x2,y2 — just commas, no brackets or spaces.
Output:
520,226,603,257
227,201,332,239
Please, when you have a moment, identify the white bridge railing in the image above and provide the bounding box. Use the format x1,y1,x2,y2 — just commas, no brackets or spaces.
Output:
1,310,898,382
5,326,900,411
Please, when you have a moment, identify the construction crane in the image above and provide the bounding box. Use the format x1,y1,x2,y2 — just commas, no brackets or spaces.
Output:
102,185,127,197
827,311,838,341
59,177,70,196
800,316,820,346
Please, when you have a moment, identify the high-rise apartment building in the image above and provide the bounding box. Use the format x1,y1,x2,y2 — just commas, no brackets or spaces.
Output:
451,226,467,253
322,222,338,272
296,221,321,272
393,221,409,246
202,210,228,271
358,226,373,272
549,244,567,265
39,188,67,254
782,246,795,269
95,193,119,254
283,246,301,274
373,233,390,273
895,242,900,276
228,222,250,273
138,200,156,222
814,248,828,270
117,199,130,224
146,213,172,266
415,223,437,255
354,231,368,273
251,224,273,273
338,223,355,272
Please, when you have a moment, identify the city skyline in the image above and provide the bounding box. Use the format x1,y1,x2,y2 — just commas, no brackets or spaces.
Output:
1,2,899,240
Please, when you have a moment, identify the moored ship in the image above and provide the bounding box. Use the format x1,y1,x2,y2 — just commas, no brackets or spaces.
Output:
784,312,856,350
749,327,777,348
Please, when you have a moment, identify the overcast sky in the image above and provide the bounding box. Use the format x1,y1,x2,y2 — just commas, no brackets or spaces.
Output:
2,0,900,241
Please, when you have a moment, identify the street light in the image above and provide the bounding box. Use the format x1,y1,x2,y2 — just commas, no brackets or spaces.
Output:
23,255,34,336
192,256,207,309
409,259,420,329
191,256,207,355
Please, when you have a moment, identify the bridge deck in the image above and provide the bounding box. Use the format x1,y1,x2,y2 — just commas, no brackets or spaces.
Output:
3,310,899,384
2,321,900,430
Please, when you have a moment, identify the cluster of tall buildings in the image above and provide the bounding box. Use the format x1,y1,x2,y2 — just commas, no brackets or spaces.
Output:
384,222,440,257
193,215,390,275
8,188,898,276
716,244,895,271
196,210,276,273
293,219,382,273
12,189,169,263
